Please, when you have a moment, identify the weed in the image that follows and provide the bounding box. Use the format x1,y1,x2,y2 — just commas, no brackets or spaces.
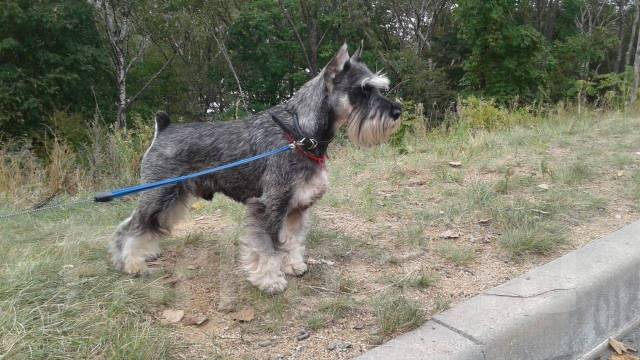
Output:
499,222,565,258
557,160,592,184
436,241,476,265
373,292,424,336
391,269,439,289
306,313,328,331
433,296,451,313
318,296,359,320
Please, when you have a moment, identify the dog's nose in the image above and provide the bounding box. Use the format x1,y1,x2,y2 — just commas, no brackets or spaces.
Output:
391,104,402,120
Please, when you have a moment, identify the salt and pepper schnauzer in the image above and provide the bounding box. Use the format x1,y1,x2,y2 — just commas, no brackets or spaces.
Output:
109,44,402,293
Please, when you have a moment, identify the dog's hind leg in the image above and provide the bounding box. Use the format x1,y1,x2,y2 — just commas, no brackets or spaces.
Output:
279,209,309,276
241,195,290,294
110,186,192,275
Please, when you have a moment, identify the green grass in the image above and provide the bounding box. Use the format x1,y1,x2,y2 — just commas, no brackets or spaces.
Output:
0,200,175,358
436,241,476,265
390,269,439,290
632,170,640,208
306,313,328,331
557,160,592,185
318,295,359,319
2,108,640,356
373,292,424,337
499,222,565,258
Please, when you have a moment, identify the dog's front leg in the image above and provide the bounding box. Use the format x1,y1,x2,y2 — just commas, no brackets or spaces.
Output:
279,209,309,276
241,195,290,294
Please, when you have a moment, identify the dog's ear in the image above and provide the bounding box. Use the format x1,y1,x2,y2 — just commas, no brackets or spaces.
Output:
351,41,363,62
324,43,350,92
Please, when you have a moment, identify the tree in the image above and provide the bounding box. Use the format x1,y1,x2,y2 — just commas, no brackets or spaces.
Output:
92,0,175,129
0,0,111,138
456,0,548,102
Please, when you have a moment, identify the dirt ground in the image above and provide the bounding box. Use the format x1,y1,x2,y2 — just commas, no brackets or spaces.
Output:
152,197,638,360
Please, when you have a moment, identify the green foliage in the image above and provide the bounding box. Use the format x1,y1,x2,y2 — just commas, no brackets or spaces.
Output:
0,0,112,138
456,0,547,103
0,0,636,140
549,28,620,101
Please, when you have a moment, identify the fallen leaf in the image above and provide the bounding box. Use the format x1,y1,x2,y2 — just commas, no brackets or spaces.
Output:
186,265,198,270
478,218,492,225
161,309,184,324
617,170,625,177
230,307,255,322
537,183,550,190
609,338,637,355
448,161,462,168
439,230,460,239
183,314,208,326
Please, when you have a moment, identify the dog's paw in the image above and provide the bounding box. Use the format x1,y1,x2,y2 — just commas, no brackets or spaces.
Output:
249,271,288,294
282,260,307,276
121,256,149,276
259,275,288,294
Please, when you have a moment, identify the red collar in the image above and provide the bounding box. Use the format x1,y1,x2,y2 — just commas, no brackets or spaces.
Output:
284,134,328,167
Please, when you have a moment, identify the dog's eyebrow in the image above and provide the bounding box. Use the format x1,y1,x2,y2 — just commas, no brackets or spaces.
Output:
360,72,390,90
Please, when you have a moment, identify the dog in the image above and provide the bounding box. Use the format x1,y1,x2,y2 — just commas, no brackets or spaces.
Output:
109,43,402,293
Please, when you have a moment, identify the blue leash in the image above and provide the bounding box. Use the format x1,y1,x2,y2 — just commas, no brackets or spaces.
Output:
94,144,294,202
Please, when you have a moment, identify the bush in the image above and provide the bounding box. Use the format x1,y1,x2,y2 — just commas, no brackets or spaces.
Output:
0,112,153,206
390,101,427,153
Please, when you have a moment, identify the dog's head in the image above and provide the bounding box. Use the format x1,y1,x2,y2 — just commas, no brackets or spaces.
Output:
323,44,402,147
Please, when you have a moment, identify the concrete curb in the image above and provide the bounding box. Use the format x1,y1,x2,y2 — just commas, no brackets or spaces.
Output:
358,220,640,360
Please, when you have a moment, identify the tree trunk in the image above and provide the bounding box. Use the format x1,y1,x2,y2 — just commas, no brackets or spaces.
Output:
116,59,127,129
116,76,127,129
616,2,626,72
626,1,640,68
630,8,640,105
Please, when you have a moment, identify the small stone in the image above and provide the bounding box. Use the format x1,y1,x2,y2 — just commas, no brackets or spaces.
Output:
537,183,550,190
327,341,339,351
369,326,380,335
258,340,271,347
296,329,310,341
183,314,208,326
353,323,365,330
338,342,352,352
186,265,197,270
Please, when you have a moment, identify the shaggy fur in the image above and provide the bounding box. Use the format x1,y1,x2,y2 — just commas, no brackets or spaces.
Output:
108,44,402,293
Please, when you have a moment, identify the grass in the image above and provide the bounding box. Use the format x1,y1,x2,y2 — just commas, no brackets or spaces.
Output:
0,202,175,358
388,269,440,290
373,292,424,337
436,241,476,265
499,222,565,258
2,106,640,357
318,295,359,319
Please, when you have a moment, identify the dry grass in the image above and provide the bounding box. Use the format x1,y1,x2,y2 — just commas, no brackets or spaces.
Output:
2,106,640,358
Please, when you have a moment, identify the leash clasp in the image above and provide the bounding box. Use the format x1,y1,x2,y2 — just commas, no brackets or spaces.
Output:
294,137,318,150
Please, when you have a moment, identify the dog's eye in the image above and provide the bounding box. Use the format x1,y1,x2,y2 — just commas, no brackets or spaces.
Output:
362,85,373,93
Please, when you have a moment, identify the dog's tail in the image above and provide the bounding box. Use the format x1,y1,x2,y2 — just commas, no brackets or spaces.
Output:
155,111,171,132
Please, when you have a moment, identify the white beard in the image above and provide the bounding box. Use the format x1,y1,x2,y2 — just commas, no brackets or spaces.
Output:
347,110,400,147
